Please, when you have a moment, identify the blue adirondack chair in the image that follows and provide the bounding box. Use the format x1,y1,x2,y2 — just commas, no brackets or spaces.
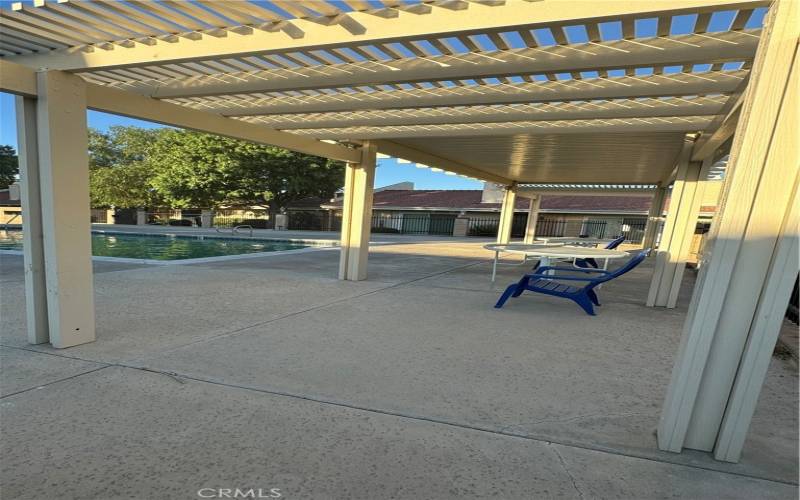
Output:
574,235,626,269
496,250,649,315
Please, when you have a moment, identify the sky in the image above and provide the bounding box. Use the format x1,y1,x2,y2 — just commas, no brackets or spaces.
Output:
0,6,765,190
0,92,483,190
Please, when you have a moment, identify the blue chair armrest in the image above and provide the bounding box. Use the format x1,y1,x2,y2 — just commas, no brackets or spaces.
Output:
537,266,611,275
525,272,602,283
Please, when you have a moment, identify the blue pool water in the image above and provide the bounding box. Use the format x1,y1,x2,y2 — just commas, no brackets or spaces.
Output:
0,230,312,260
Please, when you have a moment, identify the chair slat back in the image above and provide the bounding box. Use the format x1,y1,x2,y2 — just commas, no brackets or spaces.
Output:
605,236,626,250
593,250,649,284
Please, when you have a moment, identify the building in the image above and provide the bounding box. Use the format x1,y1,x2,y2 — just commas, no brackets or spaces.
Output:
289,182,722,243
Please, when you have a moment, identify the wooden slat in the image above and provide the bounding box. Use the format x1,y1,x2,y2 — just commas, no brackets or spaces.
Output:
694,12,712,33
656,16,672,37
10,3,127,42
0,13,94,46
731,9,754,30
551,26,569,45
622,17,636,39
585,23,601,42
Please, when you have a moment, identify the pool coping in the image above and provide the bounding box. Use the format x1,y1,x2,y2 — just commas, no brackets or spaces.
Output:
0,230,343,266
91,228,340,246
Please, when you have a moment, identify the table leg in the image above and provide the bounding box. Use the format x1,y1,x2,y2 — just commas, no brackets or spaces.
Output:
541,256,553,276
491,251,499,282
596,257,610,289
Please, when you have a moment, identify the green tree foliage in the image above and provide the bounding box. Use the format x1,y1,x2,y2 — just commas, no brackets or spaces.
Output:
88,126,344,210
0,145,19,189
89,127,163,207
145,129,344,210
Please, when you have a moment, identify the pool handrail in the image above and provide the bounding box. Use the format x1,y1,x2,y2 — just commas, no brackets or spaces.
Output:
233,225,254,237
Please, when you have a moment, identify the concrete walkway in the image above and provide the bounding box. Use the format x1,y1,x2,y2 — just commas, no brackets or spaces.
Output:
0,240,797,499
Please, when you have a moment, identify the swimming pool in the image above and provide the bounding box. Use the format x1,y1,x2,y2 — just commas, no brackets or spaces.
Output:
0,230,323,261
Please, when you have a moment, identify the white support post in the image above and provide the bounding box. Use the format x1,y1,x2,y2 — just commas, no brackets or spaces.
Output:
715,183,798,462
35,70,96,348
642,187,667,251
658,0,799,461
496,184,517,244
338,141,377,281
523,195,541,244
646,145,712,308
15,96,48,345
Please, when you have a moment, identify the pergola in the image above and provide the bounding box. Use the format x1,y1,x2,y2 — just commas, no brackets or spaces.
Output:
0,0,796,465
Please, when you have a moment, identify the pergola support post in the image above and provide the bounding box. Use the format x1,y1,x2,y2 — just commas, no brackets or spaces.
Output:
658,0,799,461
15,96,48,344
646,146,712,309
642,187,667,251
338,141,377,281
523,195,541,244
19,70,96,348
496,184,517,244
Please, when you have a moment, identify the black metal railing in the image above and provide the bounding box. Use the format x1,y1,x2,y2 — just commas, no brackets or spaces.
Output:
536,218,567,237
287,211,340,231
467,216,499,237
280,212,650,243
371,214,455,235
511,213,527,238
582,220,607,238
213,209,272,229
620,219,648,244
146,210,186,226
90,208,109,223
467,213,581,238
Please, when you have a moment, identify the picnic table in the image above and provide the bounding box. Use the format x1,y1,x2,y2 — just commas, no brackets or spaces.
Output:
484,243,628,282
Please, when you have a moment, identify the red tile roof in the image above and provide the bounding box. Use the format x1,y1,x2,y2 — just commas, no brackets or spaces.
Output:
321,189,654,213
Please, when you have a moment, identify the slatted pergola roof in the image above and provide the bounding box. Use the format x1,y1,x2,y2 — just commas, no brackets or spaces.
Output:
0,0,768,185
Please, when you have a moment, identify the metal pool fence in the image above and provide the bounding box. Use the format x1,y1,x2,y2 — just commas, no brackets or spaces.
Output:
213,209,272,229
287,211,341,231
371,214,456,235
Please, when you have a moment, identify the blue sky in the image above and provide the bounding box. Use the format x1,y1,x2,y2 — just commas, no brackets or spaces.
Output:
0,92,483,189
0,5,765,190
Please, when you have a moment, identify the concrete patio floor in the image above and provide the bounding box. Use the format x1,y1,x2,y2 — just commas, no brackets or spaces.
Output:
0,237,797,499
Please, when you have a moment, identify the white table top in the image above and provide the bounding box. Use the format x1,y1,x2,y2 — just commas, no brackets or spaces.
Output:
535,237,615,246
521,246,629,259
483,243,564,254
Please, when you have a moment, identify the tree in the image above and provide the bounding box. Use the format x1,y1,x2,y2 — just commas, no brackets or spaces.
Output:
147,130,240,208
86,126,345,210
88,127,163,208
0,145,19,189
146,129,344,211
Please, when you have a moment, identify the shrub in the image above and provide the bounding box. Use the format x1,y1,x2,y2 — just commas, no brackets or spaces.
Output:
168,218,193,226
238,218,270,229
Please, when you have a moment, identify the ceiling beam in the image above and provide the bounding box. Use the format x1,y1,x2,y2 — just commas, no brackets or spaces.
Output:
141,31,758,98
373,139,512,185
691,105,742,161
205,71,748,116
691,86,748,160
245,98,725,130
289,116,714,140
85,84,360,163
0,61,359,162
518,186,656,196
0,59,36,97
3,0,769,72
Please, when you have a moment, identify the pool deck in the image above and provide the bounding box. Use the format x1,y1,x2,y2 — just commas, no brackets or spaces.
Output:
0,236,797,499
